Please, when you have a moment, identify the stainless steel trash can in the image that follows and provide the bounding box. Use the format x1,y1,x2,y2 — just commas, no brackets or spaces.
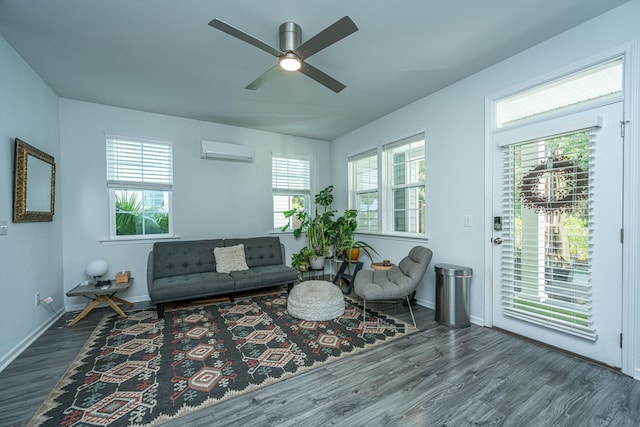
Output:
435,263,472,328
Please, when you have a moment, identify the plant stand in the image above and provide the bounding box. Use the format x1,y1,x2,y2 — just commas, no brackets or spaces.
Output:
332,261,363,295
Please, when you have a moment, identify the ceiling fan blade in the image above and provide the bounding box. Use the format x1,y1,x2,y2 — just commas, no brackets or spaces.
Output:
295,16,358,60
245,65,282,90
209,18,282,58
299,62,346,93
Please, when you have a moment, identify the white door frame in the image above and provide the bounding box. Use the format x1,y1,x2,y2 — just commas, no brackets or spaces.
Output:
483,43,639,377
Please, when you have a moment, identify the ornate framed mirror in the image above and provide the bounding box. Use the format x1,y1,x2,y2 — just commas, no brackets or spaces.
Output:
13,138,56,222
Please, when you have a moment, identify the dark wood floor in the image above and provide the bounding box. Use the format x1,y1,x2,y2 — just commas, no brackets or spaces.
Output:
1,290,639,427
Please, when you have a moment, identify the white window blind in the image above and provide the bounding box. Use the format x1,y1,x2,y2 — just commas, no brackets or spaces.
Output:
272,155,310,194
348,149,378,232
272,154,311,229
501,129,596,340
106,135,173,190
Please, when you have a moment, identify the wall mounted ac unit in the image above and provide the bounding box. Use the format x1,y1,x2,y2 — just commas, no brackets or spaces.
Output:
200,140,254,162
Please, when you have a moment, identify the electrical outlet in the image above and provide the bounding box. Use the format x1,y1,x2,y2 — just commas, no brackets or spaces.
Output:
35,292,40,307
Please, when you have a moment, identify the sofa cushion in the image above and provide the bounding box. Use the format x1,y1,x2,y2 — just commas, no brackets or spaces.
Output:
150,271,234,303
231,264,298,292
214,244,249,273
225,236,283,268
153,239,223,279
252,264,298,286
230,269,263,291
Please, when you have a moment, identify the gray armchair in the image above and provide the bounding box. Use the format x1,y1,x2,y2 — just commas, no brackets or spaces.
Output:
354,246,433,332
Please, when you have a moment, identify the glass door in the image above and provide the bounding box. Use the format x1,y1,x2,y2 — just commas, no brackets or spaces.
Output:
491,102,623,368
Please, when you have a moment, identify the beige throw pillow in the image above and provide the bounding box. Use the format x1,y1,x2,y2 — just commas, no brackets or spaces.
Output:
214,244,249,273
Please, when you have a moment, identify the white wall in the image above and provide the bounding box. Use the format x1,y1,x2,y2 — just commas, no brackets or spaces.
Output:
330,84,486,321
331,0,640,376
0,35,62,369
59,100,331,309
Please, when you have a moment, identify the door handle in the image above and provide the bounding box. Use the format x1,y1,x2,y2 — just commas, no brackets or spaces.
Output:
493,237,503,245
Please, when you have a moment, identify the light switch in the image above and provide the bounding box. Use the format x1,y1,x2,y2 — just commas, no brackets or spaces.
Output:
464,215,473,227
0,220,7,235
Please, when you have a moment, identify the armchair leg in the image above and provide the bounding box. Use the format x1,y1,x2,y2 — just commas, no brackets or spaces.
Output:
403,291,417,306
361,298,385,336
406,295,416,328
362,296,416,336
361,298,367,337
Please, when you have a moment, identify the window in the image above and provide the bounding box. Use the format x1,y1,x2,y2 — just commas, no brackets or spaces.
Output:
496,57,623,128
348,150,378,232
384,133,426,234
272,154,311,230
106,135,173,238
348,132,426,236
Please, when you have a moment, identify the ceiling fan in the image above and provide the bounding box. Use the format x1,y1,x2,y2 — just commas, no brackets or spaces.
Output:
208,16,358,93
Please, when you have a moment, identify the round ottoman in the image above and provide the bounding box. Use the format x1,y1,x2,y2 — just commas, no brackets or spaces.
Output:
287,280,345,321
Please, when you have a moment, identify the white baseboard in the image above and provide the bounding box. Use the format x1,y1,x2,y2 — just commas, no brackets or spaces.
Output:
415,296,485,327
635,368,640,381
0,309,64,373
469,315,485,327
415,296,434,310
0,296,153,372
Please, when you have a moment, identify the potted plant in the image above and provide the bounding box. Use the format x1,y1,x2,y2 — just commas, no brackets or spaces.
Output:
330,209,357,257
306,218,329,269
291,247,312,271
282,185,336,269
341,239,379,262
331,208,379,262
291,247,314,280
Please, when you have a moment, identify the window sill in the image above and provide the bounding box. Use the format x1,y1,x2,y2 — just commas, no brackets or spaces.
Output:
269,230,293,235
270,229,431,242
354,231,431,242
100,235,181,245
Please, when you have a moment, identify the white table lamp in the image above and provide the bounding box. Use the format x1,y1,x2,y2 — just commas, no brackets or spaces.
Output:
85,259,108,284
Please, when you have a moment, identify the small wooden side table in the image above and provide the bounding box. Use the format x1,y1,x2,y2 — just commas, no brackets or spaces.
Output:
66,279,133,326
371,262,395,271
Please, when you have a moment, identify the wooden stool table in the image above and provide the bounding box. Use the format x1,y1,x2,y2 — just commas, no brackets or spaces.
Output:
65,279,133,326
371,262,395,271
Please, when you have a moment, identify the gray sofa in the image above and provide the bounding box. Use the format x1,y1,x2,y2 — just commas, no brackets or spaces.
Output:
147,236,297,318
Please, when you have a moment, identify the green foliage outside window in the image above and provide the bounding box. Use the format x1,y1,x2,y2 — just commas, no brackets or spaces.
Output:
564,215,588,266
115,190,169,236
514,215,588,265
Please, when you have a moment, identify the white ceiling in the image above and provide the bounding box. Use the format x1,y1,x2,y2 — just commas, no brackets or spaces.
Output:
0,0,629,141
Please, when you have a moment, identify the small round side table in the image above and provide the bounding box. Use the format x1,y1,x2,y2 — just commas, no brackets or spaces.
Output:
371,262,395,271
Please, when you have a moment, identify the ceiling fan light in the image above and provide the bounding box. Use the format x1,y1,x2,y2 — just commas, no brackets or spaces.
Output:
279,52,301,71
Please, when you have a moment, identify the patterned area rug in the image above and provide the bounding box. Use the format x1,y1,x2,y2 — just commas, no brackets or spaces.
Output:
29,291,416,426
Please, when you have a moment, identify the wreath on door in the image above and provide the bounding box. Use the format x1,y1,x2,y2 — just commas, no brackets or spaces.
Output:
519,155,588,214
